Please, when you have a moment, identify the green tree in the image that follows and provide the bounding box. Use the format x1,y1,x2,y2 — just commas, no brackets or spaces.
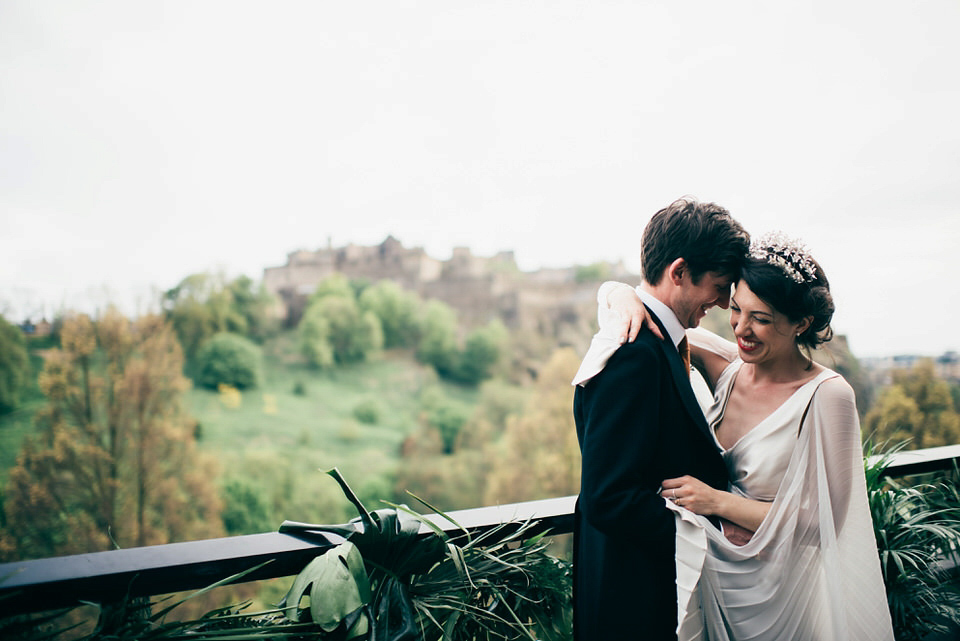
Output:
455,320,509,384
195,332,263,390
416,300,460,376
319,296,383,364
0,315,30,414
221,479,273,535
0,309,223,562
358,280,423,348
863,386,922,445
299,305,335,368
164,273,245,360
864,359,960,448
574,262,613,283
299,277,384,366
163,272,279,362
412,303,507,386
484,348,582,505
308,272,354,301
227,275,281,342
392,382,494,510
474,378,529,431
427,400,470,455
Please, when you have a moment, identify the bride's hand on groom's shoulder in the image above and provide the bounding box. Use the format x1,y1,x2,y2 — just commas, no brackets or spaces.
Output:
607,283,662,342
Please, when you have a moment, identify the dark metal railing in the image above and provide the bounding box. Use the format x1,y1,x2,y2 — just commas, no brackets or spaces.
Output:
1,444,958,617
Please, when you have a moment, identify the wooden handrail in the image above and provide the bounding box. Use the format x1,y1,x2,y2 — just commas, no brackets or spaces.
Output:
1,445,957,617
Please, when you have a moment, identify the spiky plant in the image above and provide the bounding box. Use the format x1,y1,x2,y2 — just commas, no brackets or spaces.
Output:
278,468,572,640
867,443,960,640
1,468,572,641
401,504,572,641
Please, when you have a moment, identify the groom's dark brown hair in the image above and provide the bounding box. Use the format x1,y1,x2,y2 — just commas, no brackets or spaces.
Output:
641,196,750,285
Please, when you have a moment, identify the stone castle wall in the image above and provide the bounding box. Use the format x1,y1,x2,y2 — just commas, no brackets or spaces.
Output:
262,235,637,346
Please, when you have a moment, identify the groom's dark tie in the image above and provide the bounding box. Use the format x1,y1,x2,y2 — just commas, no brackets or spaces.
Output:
678,336,691,373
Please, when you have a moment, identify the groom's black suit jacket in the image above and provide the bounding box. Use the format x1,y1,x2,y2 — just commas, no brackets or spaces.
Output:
573,310,729,641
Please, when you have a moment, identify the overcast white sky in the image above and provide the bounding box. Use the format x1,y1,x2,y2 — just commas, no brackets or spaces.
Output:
1,1,958,358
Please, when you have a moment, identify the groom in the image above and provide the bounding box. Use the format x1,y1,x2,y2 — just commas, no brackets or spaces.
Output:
571,197,750,640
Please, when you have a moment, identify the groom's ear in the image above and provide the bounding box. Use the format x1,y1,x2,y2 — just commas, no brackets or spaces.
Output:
667,258,687,285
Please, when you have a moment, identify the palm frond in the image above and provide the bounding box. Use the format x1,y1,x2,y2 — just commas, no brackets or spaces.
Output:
866,441,960,640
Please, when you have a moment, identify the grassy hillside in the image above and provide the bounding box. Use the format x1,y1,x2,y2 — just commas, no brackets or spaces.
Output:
196,330,488,524
0,306,872,532
0,330,486,530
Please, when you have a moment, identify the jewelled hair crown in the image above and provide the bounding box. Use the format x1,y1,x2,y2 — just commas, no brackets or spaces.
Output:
749,232,817,284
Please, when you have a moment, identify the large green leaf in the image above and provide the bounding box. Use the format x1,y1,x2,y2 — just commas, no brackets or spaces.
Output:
279,541,371,635
279,468,446,577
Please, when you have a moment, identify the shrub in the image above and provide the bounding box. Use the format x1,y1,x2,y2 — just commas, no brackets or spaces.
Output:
353,399,381,425
299,295,383,366
454,320,508,384
359,280,423,348
196,332,262,390
427,402,470,455
298,307,334,368
415,301,459,376
221,479,273,535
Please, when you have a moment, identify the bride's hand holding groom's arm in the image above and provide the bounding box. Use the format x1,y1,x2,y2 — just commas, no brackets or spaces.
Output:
661,475,772,542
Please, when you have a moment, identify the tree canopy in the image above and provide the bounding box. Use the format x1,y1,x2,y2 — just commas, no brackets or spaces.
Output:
863,359,960,449
358,280,423,349
196,332,263,390
163,272,279,363
299,283,384,367
483,348,582,505
0,315,30,414
0,309,223,562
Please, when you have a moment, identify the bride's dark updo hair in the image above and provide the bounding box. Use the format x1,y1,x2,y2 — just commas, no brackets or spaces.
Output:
740,236,835,349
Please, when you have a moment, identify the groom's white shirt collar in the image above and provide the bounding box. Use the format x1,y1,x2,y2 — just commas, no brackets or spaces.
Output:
636,288,686,349
571,286,686,387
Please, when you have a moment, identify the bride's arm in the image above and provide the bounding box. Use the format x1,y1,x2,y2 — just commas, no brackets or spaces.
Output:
661,475,771,534
597,281,663,341
602,281,737,388
680,379,860,537
807,377,859,532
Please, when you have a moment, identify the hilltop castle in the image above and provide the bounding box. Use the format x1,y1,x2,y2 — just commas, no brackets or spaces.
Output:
262,236,636,346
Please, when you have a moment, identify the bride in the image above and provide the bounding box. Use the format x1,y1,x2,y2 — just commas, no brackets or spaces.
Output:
595,232,893,640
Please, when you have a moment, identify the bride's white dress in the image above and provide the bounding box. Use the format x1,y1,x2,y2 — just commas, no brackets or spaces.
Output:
578,285,895,640
669,330,895,640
